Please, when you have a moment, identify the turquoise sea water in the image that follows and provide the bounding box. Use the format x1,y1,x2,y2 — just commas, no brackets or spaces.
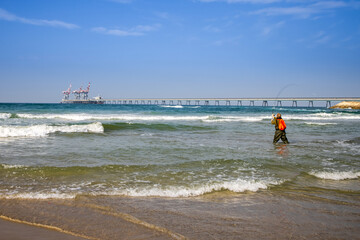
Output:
0,103,359,199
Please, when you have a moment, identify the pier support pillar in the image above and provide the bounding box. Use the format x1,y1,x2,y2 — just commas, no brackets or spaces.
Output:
215,100,220,106
237,100,242,106
148,100,152,105
326,101,331,108
205,100,209,106
195,100,200,106
276,101,282,107
250,101,255,106
162,100,166,105
308,101,314,107
186,100,191,105
292,101,297,107
262,101,268,107
226,100,231,106
177,100,182,105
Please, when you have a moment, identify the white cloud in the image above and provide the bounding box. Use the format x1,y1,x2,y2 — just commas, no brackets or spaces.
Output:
262,21,285,35
107,0,134,3
203,25,222,33
252,1,350,18
0,8,79,29
92,24,161,37
252,6,317,18
198,0,281,3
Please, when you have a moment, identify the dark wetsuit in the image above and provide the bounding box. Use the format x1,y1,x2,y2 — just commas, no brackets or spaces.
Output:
271,117,289,144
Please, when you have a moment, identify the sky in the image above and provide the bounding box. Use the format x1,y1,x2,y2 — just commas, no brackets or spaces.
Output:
0,0,359,103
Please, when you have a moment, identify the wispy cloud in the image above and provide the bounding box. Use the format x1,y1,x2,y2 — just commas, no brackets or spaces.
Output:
107,0,134,3
92,24,161,36
212,36,242,46
198,0,281,3
0,8,79,29
252,1,349,18
203,25,222,33
262,21,285,35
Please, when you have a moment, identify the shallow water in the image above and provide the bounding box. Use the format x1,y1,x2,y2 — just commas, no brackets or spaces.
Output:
0,103,359,239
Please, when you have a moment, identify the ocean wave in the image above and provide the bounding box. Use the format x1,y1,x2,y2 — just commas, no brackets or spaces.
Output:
286,112,360,121
0,113,11,119
309,171,360,180
0,179,282,199
0,122,104,138
1,164,26,169
16,113,208,121
203,115,266,122
102,122,214,132
161,105,184,109
304,122,338,126
2,192,76,199
102,179,282,197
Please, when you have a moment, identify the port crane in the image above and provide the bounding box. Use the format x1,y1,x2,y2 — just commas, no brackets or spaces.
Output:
62,84,72,100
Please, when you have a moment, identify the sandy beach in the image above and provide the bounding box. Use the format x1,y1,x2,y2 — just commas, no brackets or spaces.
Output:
1,191,359,240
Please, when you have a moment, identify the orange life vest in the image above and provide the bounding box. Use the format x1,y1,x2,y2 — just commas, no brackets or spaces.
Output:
278,119,286,130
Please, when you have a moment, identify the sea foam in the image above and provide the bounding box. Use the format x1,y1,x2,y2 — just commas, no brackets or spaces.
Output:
0,122,104,138
0,113,11,119
104,179,281,198
309,171,360,180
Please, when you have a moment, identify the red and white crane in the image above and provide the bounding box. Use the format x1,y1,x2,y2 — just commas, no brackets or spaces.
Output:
62,84,72,100
80,82,91,100
73,86,82,100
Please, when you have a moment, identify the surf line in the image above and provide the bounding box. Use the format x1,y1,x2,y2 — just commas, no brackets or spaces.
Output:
0,215,99,240
80,203,188,240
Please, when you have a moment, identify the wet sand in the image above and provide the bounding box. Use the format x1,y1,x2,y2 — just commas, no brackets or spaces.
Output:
1,191,359,240
0,218,87,240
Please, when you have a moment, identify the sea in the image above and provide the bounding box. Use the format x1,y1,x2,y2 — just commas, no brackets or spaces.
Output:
0,102,359,239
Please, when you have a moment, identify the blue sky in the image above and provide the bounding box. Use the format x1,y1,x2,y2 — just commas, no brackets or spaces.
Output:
0,0,359,102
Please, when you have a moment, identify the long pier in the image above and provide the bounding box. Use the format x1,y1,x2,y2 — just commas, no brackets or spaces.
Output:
98,97,360,107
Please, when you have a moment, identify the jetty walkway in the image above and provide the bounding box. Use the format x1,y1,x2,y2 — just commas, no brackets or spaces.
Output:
100,97,360,107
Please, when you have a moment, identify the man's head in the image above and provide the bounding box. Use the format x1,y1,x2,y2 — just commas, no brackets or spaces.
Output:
276,113,281,118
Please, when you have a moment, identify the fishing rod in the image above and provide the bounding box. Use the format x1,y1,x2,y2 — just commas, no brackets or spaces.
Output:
272,84,297,115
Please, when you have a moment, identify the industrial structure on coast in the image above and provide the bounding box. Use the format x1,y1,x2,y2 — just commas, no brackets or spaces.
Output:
62,84,360,107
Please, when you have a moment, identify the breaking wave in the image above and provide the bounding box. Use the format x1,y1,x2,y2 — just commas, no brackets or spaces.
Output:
304,122,338,126
309,171,360,180
114,179,281,197
0,122,104,138
161,105,184,109
0,113,11,119
0,179,281,199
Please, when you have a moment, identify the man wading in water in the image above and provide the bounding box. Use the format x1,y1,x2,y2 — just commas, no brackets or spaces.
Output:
271,113,289,144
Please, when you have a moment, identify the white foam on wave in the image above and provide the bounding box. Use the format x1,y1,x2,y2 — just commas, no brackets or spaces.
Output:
0,113,11,119
203,115,267,122
17,113,207,121
0,122,104,138
304,122,338,126
2,192,76,199
103,179,281,197
161,105,184,109
287,112,360,121
1,164,26,169
309,171,360,180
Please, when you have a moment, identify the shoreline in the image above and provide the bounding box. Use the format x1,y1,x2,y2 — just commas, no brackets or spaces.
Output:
1,191,359,240
0,217,89,240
